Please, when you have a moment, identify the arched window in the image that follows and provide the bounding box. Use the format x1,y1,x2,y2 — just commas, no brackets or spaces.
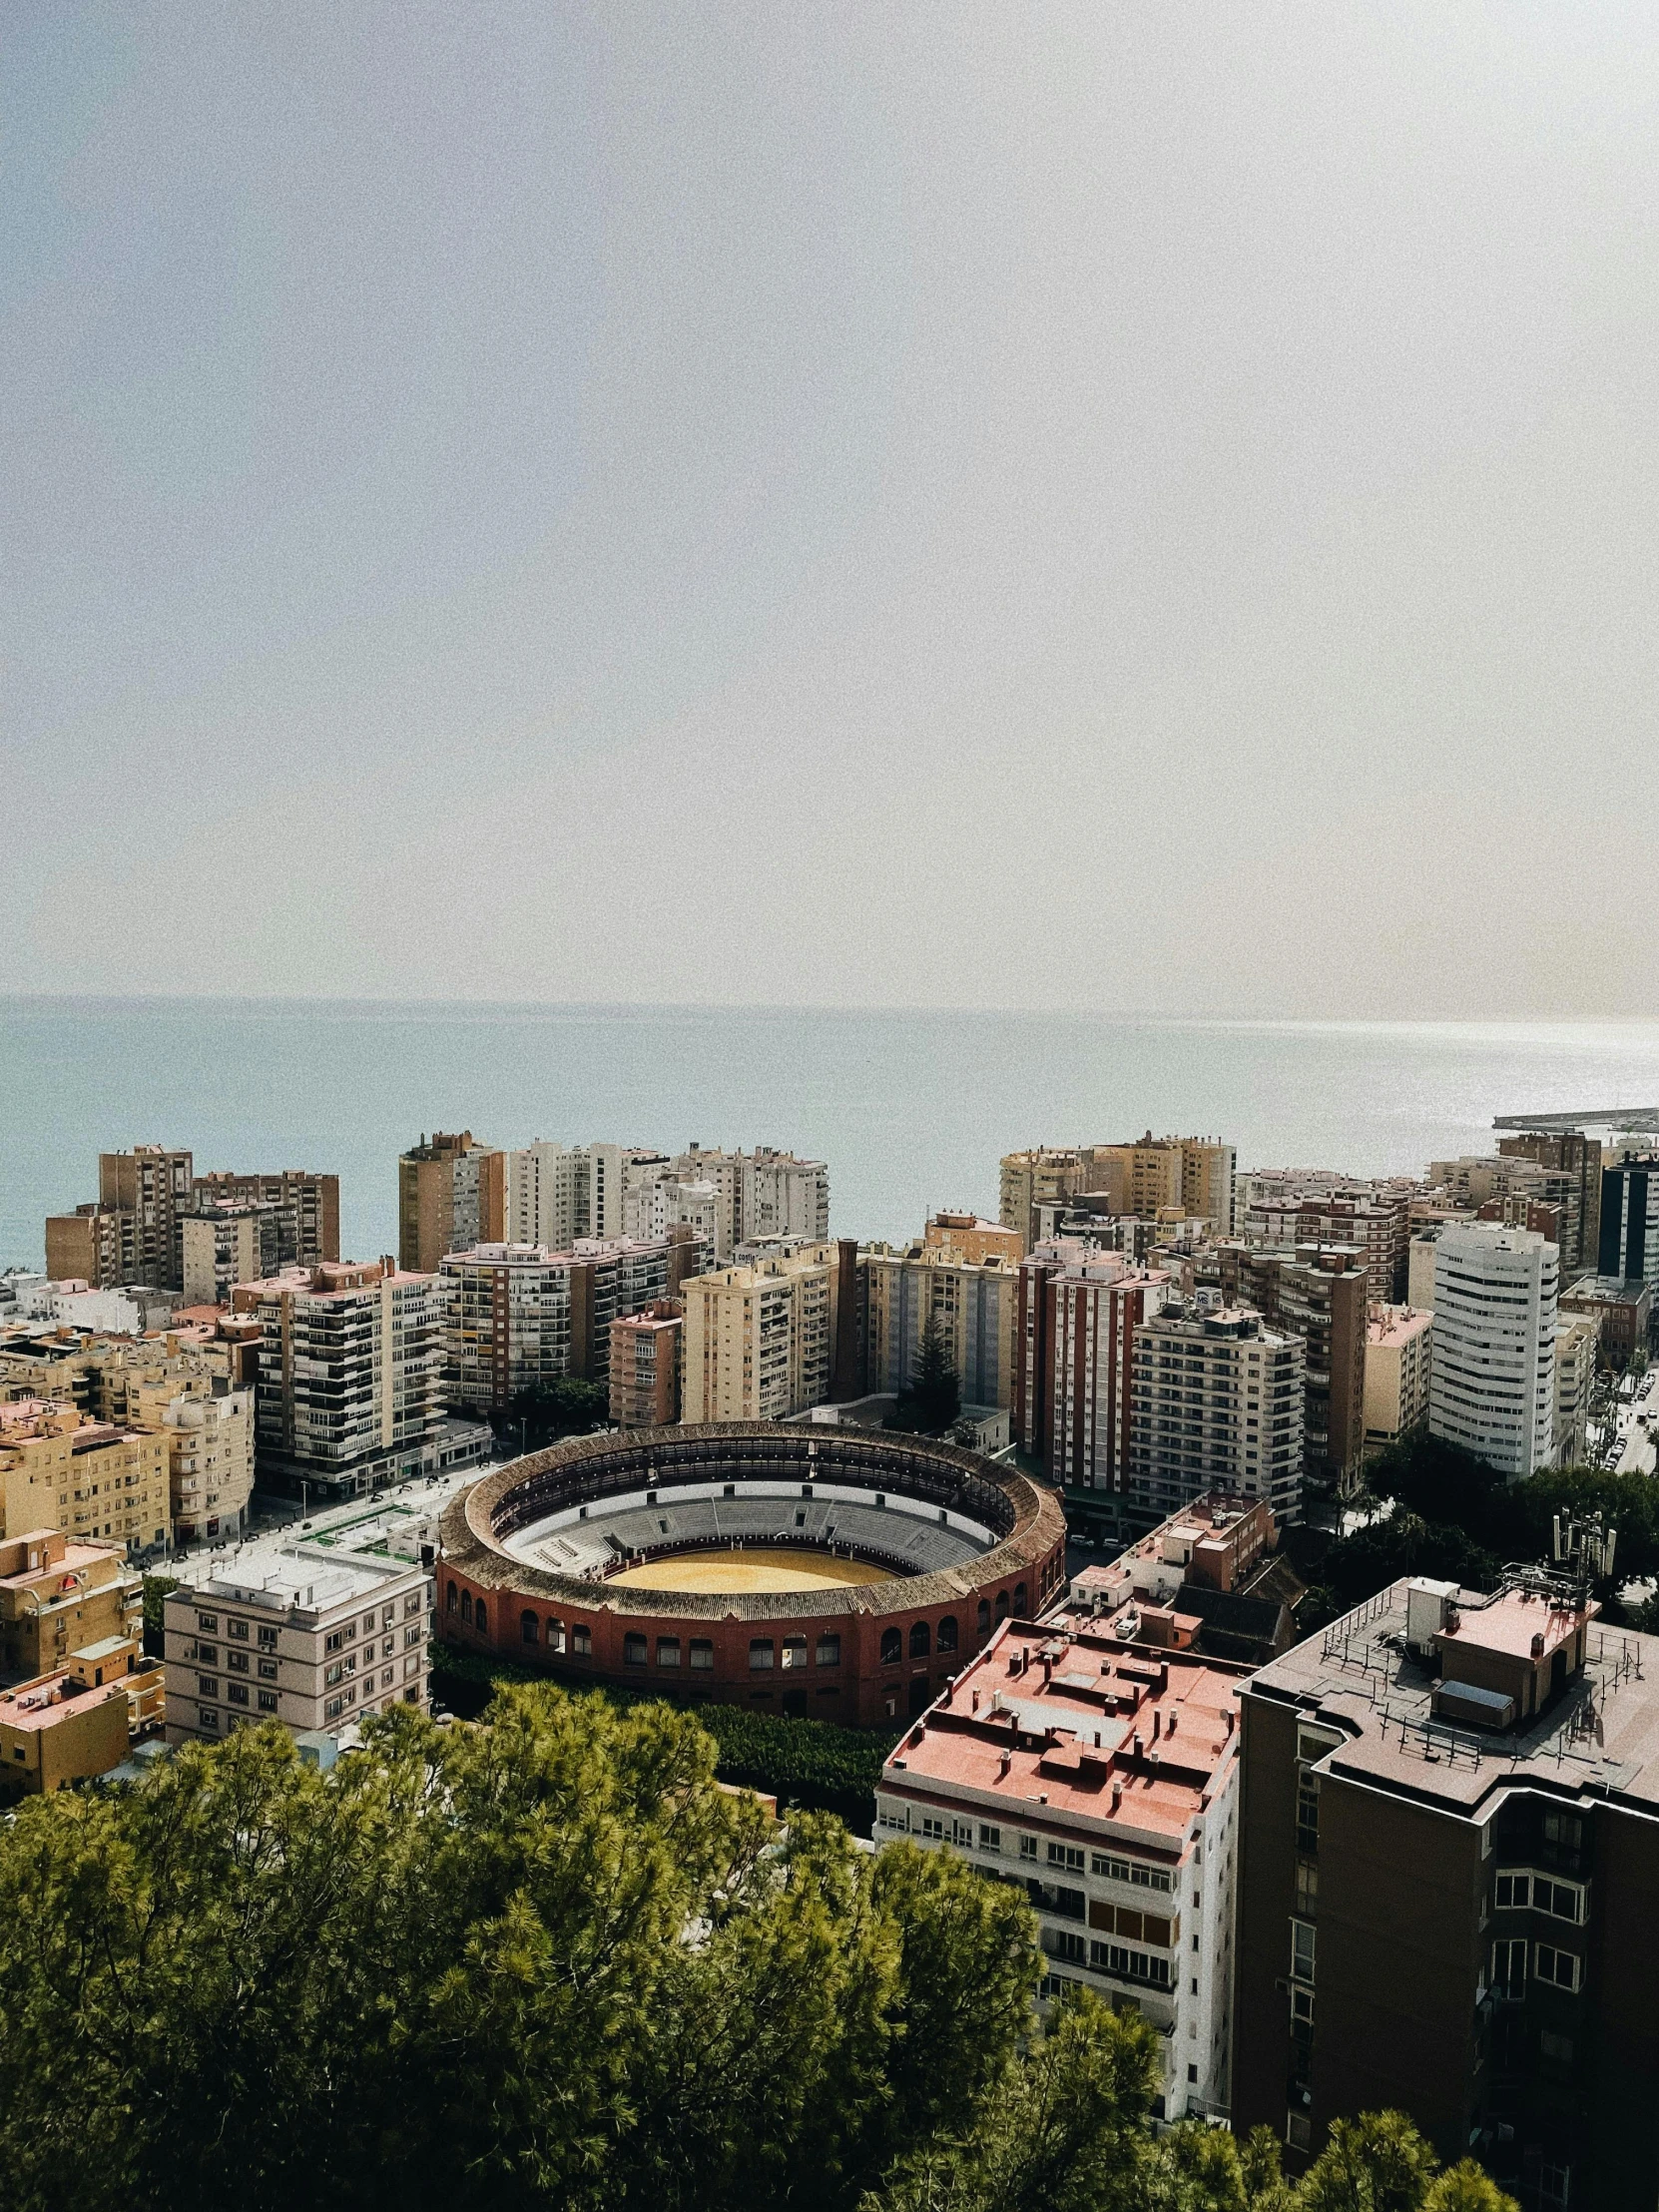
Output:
936,1615,958,1654
977,1599,990,1634
474,1600,487,1636
907,1677,931,1717
521,1610,539,1645
624,1633,647,1666
880,1627,902,1666
749,1639,775,1671
995,1591,1008,1622
446,1580,458,1613
909,1620,930,1659
460,1590,473,1625
548,1619,566,1653
1014,1583,1027,1616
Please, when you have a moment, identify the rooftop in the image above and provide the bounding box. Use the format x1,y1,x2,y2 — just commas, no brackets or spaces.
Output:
1247,1576,1659,1817
881,1618,1246,1847
1367,1305,1433,1348
1560,1275,1651,1306
0,1669,128,1734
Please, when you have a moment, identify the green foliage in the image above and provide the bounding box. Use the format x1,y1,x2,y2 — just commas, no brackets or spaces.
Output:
140,1572,180,1657
891,1315,961,1434
499,1376,610,1445
0,1686,1520,2212
427,1644,896,1824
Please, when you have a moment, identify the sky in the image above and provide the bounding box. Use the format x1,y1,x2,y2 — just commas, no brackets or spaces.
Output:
5,3,1659,1019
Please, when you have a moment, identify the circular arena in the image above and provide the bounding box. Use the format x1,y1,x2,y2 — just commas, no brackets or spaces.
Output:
438,1423,1066,1726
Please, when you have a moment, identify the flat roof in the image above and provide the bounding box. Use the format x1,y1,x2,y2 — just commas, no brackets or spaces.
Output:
881,1619,1246,1846
1246,1577,1659,1818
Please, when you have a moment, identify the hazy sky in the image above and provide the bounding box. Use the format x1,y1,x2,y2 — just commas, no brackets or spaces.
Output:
7,5,1659,1017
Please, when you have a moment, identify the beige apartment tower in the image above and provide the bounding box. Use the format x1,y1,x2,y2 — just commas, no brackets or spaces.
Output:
680,1246,842,1421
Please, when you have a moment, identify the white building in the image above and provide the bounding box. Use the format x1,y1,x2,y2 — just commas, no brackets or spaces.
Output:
875,1618,1245,2122
163,1552,434,1746
1427,1222,1558,1479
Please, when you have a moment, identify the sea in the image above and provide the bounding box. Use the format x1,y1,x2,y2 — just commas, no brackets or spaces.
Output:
5,997,1659,1272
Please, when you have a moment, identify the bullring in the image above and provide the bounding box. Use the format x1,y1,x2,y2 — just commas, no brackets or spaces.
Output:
437,1422,1067,1725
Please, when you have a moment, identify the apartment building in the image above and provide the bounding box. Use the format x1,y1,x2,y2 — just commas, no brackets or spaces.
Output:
0,1660,144,1796
397,1132,505,1273
1233,1573,1659,2208
1089,1136,1236,1236
181,1203,276,1304
1126,1301,1306,1529
863,1243,1019,1409
923,1212,1025,1266
1497,1130,1602,1277
1053,1494,1295,1669
1597,1154,1659,1292
680,1246,842,1420
609,1302,683,1427
1042,1255,1172,1513
1553,1318,1597,1471
47,1150,338,1291
1241,1186,1411,1304
1558,1275,1651,1369
1362,1305,1433,1449
1427,1222,1558,1480
1000,1150,1096,1246
1201,1244,1368,1492
625,1173,723,1254
501,1141,670,1248
164,1552,433,1746
0,1527,144,1684
161,1384,256,1545
232,1261,476,1500
0,1399,170,1555
1429,1156,1591,1279
876,1619,1249,2123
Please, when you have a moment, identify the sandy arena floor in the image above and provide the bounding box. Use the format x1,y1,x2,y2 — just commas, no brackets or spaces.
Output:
608,1545,897,1593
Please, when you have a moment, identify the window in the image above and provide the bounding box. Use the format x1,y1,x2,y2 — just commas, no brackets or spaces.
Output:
227,1651,249,1674
1014,1584,1027,1613
1491,1937,1527,1995
195,1643,219,1666
1090,1853,1173,1893
995,1592,1009,1622
474,1601,487,1635
689,1638,713,1669
1542,1810,1582,1854
624,1633,648,1666
405,1625,422,1649
817,1635,840,1667
1048,1843,1085,1873
1286,2113,1312,2153
362,1612,376,1634
657,1638,681,1667
937,1615,958,1654
521,1611,539,1645
571,1625,591,1656
880,1628,902,1665
1295,1861,1318,1914
1535,1943,1581,1992
1291,1986,1315,2027
979,1825,1001,1852
750,1639,775,1671
199,1707,220,1730
977,1600,990,1633
227,1618,248,1641
1495,1869,1584,1922
447,1582,458,1613
1296,1774,1320,1856
196,1612,218,1633
781,1636,807,1670
258,1658,277,1680
257,1625,277,1651
197,1674,219,1697
910,1621,930,1659
382,1604,396,1628
459,1592,473,1626
257,1691,277,1713
1539,2030,1574,2064
1043,1929,1087,1964
226,1683,249,1706
1018,1835,1038,1862
921,1816,945,1840
1290,1921,1316,1984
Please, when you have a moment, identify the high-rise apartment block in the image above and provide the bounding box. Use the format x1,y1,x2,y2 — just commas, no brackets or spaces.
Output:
164,1552,434,1746
680,1245,847,1421
1203,1244,1369,1491
232,1261,477,1500
876,1619,1248,2123
1001,1139,1235,1247
1362,1305,1433,1449
397,1133,504,1273
1127,1302,1306,1530
440,1234,708,1416
1234,1572,1659,2208
999,1149,1095,1246
1427,1222,1558,1480
1496,1129,1603,1276
1241,1187,1410,1304
46,1148,338,1292
1033,1252,1171,1499
1558,1275,1651,1369
609,1302,683,1427
1597,1154,1659,1292
863,1244,1019,1409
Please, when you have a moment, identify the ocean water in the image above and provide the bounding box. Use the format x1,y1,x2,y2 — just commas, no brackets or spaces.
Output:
5,997,1659,1271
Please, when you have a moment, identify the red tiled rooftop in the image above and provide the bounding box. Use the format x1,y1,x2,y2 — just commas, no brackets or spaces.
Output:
1438,1586,1591,1663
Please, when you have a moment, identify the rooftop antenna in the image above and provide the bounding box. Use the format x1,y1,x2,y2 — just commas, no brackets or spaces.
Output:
1552,1510,1617,1602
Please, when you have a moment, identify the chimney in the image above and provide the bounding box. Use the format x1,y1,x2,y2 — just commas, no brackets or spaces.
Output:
1167,1710,1178,1736
1133,1734,1144,1759
972,1690,980,1712
1111,1781,1123,1811
998,1750,1012,1777
1151,1708,1161,1741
